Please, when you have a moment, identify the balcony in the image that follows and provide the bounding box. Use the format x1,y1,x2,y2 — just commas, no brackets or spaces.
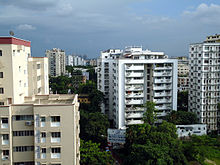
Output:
125,99,143,105
126,86,143,91
126,120,143,125
154,66,172,70
153,98,172,104
153,72,172,77
126,93,144,98
154,92,171,97
155,105,171,110
126,73,143,77
125,107,144,112
126,113,143,118
126,65,144,70
126,79,144,84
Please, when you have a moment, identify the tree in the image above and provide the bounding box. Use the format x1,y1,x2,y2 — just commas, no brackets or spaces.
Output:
177,91,188,111
80,140,114,165
80,110,110,145
166,111,198,125
123,102,188,165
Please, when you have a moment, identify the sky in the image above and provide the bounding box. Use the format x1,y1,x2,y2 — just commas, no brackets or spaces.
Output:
0,0,220,58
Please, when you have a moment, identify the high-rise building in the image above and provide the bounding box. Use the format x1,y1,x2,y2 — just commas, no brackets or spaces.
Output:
189,34,220,133
0,94,80,165
177,56,189,92
98,46,177,128
0,37,49,105
46,48,66,77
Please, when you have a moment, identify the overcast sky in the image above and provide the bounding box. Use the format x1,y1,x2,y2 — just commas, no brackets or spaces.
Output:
0,0,220,58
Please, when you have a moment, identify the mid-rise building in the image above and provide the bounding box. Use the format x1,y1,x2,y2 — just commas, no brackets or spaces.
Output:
98,46,177,128
0,94,80,165
0,37,49,105
46,48,66,77
189,34,220,133
176,124,207,138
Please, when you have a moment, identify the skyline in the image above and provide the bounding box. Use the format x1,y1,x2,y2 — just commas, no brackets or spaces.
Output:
0,0,220,58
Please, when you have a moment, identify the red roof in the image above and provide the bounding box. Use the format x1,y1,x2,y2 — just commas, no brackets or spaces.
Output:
0,37,31,47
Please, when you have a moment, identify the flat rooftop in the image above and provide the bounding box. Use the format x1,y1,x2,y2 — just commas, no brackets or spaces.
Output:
24,94,76,105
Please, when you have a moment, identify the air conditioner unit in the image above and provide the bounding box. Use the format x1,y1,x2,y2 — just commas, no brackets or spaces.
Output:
25,121,33,126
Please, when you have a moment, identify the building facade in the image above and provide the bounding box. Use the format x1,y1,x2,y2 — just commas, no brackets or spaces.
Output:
177,57,189,92
189,34,220,133
46,48,65,77
97,49,122,119
176,124,207,138
0,94,80,165
98,47,177,128
0,37,49,105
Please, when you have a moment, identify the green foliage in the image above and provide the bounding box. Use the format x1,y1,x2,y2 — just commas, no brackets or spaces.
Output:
80,140,114,165
78,81,104,112
182,135,220,164
49,75,74,94
80,110,110,145
177,91,188,111
142,102,157,125
166,111,198,125
124,102,188,165
87,68,97,82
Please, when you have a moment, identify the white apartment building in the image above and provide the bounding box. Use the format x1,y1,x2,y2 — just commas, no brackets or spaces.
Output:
189,34,220,133
0,37,49,105
0,94,80,165
66,55,86,66
98,46,177,129
97,49,122,119
46,48,66,77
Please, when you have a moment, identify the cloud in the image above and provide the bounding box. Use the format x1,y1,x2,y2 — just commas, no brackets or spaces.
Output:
16,24,36,30
183,3,220,25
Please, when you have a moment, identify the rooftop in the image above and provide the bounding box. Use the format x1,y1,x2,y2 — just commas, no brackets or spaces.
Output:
24,94,76,105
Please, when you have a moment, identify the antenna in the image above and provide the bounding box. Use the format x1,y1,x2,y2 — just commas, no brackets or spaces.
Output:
9,30,15,36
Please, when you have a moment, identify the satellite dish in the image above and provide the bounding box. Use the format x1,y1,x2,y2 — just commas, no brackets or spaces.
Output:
9,31,15,36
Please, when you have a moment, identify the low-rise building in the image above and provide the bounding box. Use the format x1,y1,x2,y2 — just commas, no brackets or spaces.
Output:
176,124,207,138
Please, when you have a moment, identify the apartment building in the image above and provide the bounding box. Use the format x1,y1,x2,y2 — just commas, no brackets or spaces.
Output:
189,34,220,133
28,57,49,96
97,49,123,119
98,47,177,128
0,94,80,165
177,57,189,92
66,55,86,66
0,37,49,105
45,48,66,77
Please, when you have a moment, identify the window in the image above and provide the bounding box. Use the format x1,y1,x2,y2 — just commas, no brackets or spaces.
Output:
19,66,21,72
41,132,46,138
2,118,8,124
37,76,41,81
13,130,34,136
0,50,2,56
51,147,61,153
37,64,41,69
0,72,3,78
0,102,4,105
51,116,60,122
2,150,9,159
12,115,33,121
51,132,61,138
40,116,46,127
42,148,46,153
0,88,4,94
13,146,34,152
2,134,9,145
51,147,61,159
